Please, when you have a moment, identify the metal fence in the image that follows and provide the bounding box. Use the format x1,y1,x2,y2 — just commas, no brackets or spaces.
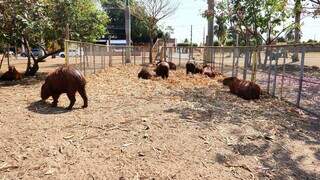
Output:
65,40,150,75
164,44,320,117
65,40,320,116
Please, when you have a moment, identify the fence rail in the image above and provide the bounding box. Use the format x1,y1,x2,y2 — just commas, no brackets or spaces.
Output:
65,40,320,117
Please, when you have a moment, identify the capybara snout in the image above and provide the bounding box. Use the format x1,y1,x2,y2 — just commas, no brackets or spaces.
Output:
41,65,88,110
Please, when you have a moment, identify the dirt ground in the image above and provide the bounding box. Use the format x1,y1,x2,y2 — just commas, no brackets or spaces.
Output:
0,62,319,180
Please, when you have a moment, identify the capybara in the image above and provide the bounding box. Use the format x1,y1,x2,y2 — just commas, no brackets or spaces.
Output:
155,62,170,79
203,65,216,78
41,65,88,110
0,66,22,81
167,61,177,70
186,61,203,75
223,77,261,100
202,65,222,78
138,67,154,79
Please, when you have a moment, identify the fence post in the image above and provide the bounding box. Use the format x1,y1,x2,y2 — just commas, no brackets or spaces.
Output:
84,45,87,76
267,54,272,94
272,55,279,97
79,42,83,72
296,46,305,107
232,48,236,77
170,47,173,62
64,40,69,65
133,47,136,65
121,47,124,64
280,51,287,99
221,47,224,74
179,47,181,67
243,48,249,80
251,48,257,82
142,47,145,64
92,44,96,74
235,48,240,77
109,46,112,67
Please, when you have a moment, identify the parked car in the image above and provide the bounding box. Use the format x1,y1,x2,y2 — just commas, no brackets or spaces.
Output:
59,49,81,58
31,48,44,57
20,48,44,57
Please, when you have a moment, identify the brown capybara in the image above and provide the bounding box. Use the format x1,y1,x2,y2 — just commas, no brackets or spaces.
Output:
0,66,22,81
41,65,88,110
186,61,203,75
155,62,170,79
223,77,261,100
202,65,222,78
138,67,155,79
203,65,216,78
167,61,177,70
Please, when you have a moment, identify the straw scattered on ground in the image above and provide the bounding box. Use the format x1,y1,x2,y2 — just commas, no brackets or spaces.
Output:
0,65,319,179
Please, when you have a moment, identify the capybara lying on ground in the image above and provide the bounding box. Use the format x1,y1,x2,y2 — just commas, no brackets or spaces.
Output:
203,65,216,78
202,65,222,78
41,65,88,110
186,61,203,75
138,67,155,79
155,62,170,79
0,66,22,81
223,77,261,100
167,61,177,70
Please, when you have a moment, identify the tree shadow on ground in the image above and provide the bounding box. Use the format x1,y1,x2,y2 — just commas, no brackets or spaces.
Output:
0,72,48,87
27,100,75,114
164,86,320,179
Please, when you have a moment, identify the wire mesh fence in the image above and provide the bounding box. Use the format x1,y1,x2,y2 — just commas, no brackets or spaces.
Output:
167,44,320,116
65,40,320,116
65,40,150,75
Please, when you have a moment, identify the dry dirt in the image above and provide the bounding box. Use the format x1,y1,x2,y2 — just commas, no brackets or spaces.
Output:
0,63,319,180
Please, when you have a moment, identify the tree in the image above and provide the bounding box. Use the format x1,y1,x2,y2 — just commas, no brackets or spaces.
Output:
101,0,166,44
0,0,109,76
310,0,320,16
134,0,178,63
214,1,229,46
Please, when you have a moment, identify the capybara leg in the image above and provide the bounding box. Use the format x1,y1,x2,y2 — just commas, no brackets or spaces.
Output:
52,94,60,107
78,88,88,108
66,92,76,110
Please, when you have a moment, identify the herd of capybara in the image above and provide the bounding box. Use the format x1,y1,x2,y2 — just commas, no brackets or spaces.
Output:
0,59,262,110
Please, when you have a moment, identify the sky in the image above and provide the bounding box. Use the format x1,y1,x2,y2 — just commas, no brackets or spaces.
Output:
161,0,320,44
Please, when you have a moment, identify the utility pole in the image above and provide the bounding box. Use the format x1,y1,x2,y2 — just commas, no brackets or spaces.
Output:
207,0,214,47
203,26,205,46
190,25,193,46
205,0,215,64
190,25,193,59
125,0,131,63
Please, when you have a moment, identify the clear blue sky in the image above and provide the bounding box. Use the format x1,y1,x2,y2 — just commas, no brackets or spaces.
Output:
161,0,320,44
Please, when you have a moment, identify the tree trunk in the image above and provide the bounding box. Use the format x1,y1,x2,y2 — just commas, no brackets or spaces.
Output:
0,53,5,70
293,0,301,62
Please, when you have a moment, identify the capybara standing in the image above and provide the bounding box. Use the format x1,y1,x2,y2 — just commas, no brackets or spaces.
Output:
155,62,170,79
138,67,154,79
186,61,203,75
0,66,22,81
41,65,88,110
223,77,261,100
